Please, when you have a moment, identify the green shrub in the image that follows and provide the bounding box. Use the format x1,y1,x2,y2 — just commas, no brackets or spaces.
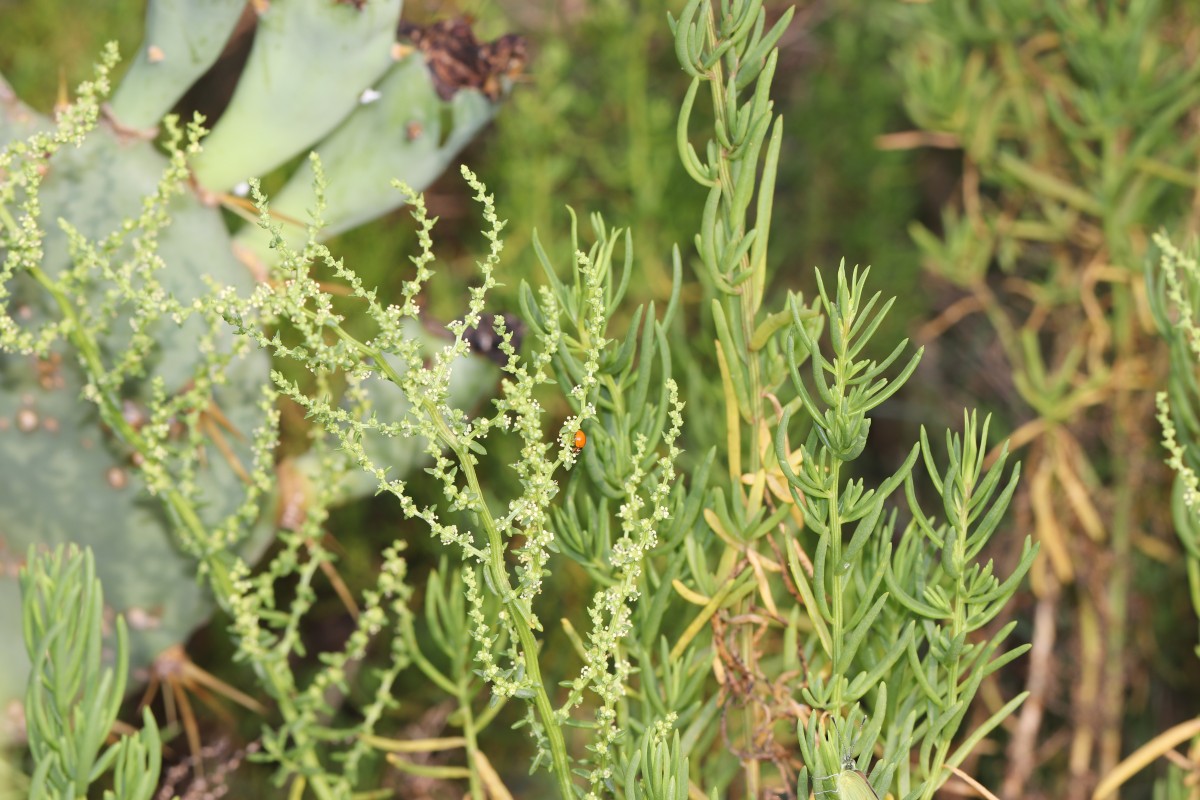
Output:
3,1,1052,798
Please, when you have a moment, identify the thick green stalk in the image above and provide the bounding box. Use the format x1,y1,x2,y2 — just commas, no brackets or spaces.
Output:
828,459,845,710
699,9,770,794
701,5,765,477
456,441,575,798
456,684,485,800
323,317,575,796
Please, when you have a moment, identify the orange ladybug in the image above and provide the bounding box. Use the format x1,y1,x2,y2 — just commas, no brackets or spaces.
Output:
573,429,586,450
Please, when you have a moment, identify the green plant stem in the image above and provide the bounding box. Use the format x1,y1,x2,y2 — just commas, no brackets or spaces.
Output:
923,579,965,799
698,9,771,795
410,649,460,697
455,439,575,798
27,264,237,599
398,626,483,797
0,202,18,234
828,459,845,710
601,374,628,463
456,683,485,800
970,281,1022,375
325,317,576,796
700,8,764,477
1102,349,1137,782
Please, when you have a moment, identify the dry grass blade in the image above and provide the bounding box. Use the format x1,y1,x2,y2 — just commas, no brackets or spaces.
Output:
1092,717,1200,800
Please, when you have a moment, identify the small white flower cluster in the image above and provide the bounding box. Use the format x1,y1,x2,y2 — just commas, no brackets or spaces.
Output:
1159,393,1199,511
1,45,116,355
1,65,277,574
1153,233,1200,516
209,143,697,792
1155,233,1200,363
559,383,684,799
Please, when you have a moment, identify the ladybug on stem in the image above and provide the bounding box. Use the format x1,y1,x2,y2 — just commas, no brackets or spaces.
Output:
572,429,586,451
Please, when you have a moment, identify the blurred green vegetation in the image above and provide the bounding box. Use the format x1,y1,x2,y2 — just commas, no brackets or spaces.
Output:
0,0,933,795
14,1,1200,798
0,0,141,104
0,0,928,423
893,3,1200,798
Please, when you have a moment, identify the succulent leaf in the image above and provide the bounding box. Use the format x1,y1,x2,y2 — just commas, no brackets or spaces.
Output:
108,0,247,130
234,52,500,261
190,0,404,191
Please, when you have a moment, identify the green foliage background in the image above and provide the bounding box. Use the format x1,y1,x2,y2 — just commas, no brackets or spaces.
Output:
3,1,1199,799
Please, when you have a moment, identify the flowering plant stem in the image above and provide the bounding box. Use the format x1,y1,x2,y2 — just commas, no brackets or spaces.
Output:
319,306,573,793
